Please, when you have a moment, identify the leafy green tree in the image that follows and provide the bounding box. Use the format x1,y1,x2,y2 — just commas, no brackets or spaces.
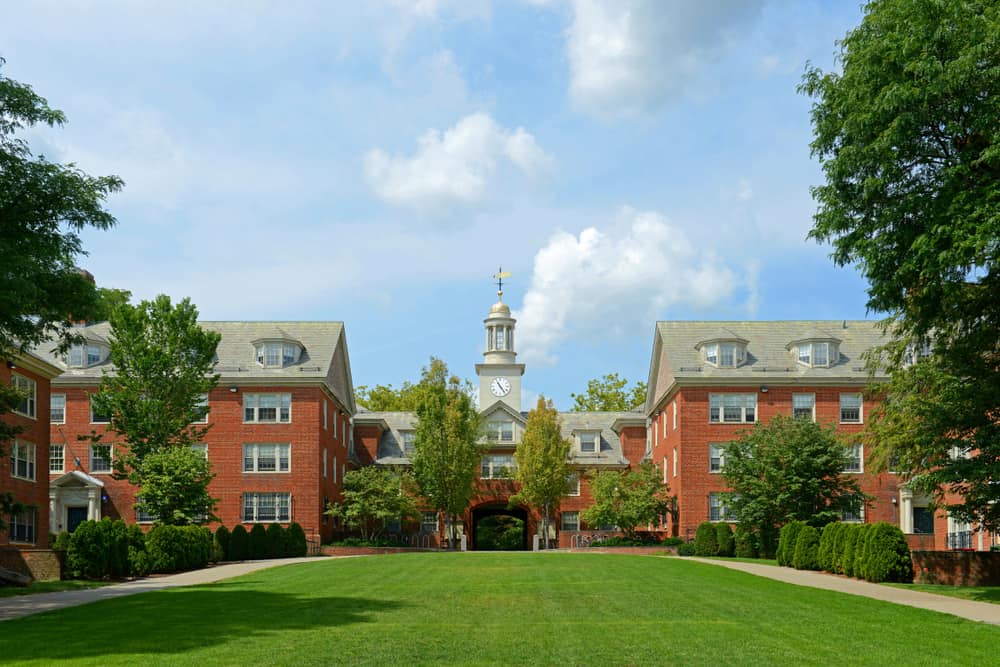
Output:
0,59,121,532
411,358,483,549
570,373,647,412
90,287,132,322
581,463,671,540
355,382,424,412
801,0,1000,530
510,396,572,549
89,295,221,525
325,466,418,542
723,416,866,558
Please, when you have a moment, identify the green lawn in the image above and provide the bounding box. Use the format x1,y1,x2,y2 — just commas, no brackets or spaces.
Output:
884,582,1000,605
0,580,110,598
1,553,997,665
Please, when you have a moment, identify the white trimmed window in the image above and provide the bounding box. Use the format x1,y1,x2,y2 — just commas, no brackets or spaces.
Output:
11,373,36,418
566,473,580,496
703,342,746,368
332,455,338,483
50,443,65,474
673,448,678,477
662,456,668,483
323,447,328,478
243,393,291,423
243,444,291,473
421,511,439,533
51,394,66,424
90,444,112,473
840,393,863,423
242,492,291,522
9,508,36,544
843,444,863,473
792,393,815,421
561,511,579,531
191,443,208,459
488,420,514,443
672,400,677,430
255,342,299,368
709,443,726,473
709,394,756,423
578,432,599,454
401,431,416,455
67,343,104,368
323,400,328,430
10,441,36,480
481,454,516,480
709,493,734,522
841,505,864,523
795,342,836,368
136,498,157,524
90,398,111,424
193,394,209,424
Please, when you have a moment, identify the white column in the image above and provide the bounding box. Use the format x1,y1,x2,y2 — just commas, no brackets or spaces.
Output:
49,490,58,534
899,489,913,533
87,488,99,521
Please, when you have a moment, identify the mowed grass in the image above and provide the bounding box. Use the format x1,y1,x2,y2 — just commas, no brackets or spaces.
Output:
0,580,110,598
884,582,1000,605
1,552,997,666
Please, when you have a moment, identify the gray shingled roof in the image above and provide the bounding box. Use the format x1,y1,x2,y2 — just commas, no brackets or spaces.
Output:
33,321,355,413
647,320,887,413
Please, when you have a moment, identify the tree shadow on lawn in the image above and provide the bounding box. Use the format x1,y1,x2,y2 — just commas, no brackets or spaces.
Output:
0,583,405,662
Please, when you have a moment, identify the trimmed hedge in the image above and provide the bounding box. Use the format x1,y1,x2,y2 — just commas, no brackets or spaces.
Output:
792,525,820,570
861,522,912,583
265,523,285,558
230,525,249,560
817,522,841,572
734,524,757,558
287,522,308,557
249,524,267,559
694,522,719,556
715,523,735,557
841,524,861,577
66,519,129,580
777,521,806,567
215,525,232,561
677,543,696,556
145,525,213,573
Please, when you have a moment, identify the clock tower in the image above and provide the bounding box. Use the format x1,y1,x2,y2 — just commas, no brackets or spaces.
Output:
476,273,525,412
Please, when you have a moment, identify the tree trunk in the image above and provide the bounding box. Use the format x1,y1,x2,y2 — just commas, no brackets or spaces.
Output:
542,504,550,550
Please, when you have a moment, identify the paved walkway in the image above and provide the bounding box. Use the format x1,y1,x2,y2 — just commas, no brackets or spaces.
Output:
691,557,1000,625
0,557,325,622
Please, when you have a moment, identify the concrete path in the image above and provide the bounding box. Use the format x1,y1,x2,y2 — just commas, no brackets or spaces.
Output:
0,557,326,622
692,557,1000,625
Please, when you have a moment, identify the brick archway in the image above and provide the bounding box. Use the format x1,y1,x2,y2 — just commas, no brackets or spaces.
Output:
471,504,529,551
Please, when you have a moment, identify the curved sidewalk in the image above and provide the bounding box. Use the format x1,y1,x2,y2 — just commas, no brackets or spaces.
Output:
0,557,326,622
692,557,1000,625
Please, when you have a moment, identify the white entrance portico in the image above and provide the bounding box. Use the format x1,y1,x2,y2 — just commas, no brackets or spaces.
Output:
49,471,105,534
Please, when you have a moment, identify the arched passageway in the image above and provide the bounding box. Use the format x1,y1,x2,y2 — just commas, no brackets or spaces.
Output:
472,505,529,551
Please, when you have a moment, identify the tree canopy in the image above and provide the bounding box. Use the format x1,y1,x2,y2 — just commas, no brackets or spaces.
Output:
581,463,671,539
326,467,419,542
511,396,572,548
569,373,647,412
801,0,1000,529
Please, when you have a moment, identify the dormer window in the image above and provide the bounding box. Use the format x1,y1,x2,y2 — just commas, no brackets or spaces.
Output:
255,341,300,368
700,341,747,368
576,431,600,454
67,343,106,368
794,342,837,368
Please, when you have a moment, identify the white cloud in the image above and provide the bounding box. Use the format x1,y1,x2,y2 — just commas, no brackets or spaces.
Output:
565,0,766,118
364,112,553,210
720,178,753,202
515,207,757,364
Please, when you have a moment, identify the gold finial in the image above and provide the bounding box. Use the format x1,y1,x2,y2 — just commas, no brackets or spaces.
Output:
493,267,511,300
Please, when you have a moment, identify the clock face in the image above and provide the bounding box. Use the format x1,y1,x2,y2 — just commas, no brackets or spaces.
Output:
490,377,511,397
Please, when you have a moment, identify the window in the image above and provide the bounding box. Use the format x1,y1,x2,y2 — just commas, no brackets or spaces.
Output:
9,508,36,544
792,394,815,421
949,445,972,461
243,393,291,423
704,342,746,368
242,492,291,522
709,394,756,423
421,512,438,533
193,393,209,423
136,498,157,524
561,511,579,531
323,400,328,430
672,400,677,430
243,444,291,473
255,342,298,368
488,420,514,443
709,493,734,522
90,398,111,424
332,455,337,483
481,454,516,479
578,432,598,454
841,505,864,523
705,343,718,365
10,441,36,480
51,394,66,424
796,342,835,368
50,444,65,474
673,448,678,477
843,444,863,473
11,373,36,418
709,443,726,473
323,447,328,478
68,344,104,368
90,445,112,473
190,443,208,460
662,456,668,483
840,393,862,423
566,473,580,496
401,431,416,455
333,410,338,438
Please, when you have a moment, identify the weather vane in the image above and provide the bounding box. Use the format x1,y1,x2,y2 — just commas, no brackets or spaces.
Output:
493,266,511,299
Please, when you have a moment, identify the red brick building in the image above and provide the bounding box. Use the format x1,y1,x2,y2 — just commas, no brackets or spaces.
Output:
33,322,355,546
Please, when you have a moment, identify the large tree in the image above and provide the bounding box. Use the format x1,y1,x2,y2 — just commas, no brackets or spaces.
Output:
325,467,419,543
800,0,1000,529
0,59,120,533
411,358,483,549
570,373,646,412
722,416,866,557
581,463,671,540
90,295,221,525
510,396,572,549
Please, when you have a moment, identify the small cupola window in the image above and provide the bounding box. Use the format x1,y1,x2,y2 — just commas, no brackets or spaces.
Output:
696,330,749,369
254,340,302,368
788,333,841,368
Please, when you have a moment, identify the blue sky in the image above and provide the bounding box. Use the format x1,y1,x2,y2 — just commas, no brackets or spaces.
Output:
2,1,873,410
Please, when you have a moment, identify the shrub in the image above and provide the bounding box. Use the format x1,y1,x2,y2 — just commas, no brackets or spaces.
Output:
829,523,848,573
214,525,231,561
660,536,684,547
145,525,213,573
862,523,912,583
852,524,874,579
249,523,268,559
230,525,249,560
694,522,719,556
52,531,71,552
127,524,149,577
715,523,735,557
841,525,861,577
792,525,820,570
286,522,308,557
734,524,757,558
777,521,806,567
66,519,129,580
677,543,697,556
264,523,285,559
816,522,838,572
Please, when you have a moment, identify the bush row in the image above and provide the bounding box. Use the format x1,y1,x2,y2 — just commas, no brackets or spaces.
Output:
777,521,912,583
693,522,736,557
214,522,308,561
587,535,685,548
